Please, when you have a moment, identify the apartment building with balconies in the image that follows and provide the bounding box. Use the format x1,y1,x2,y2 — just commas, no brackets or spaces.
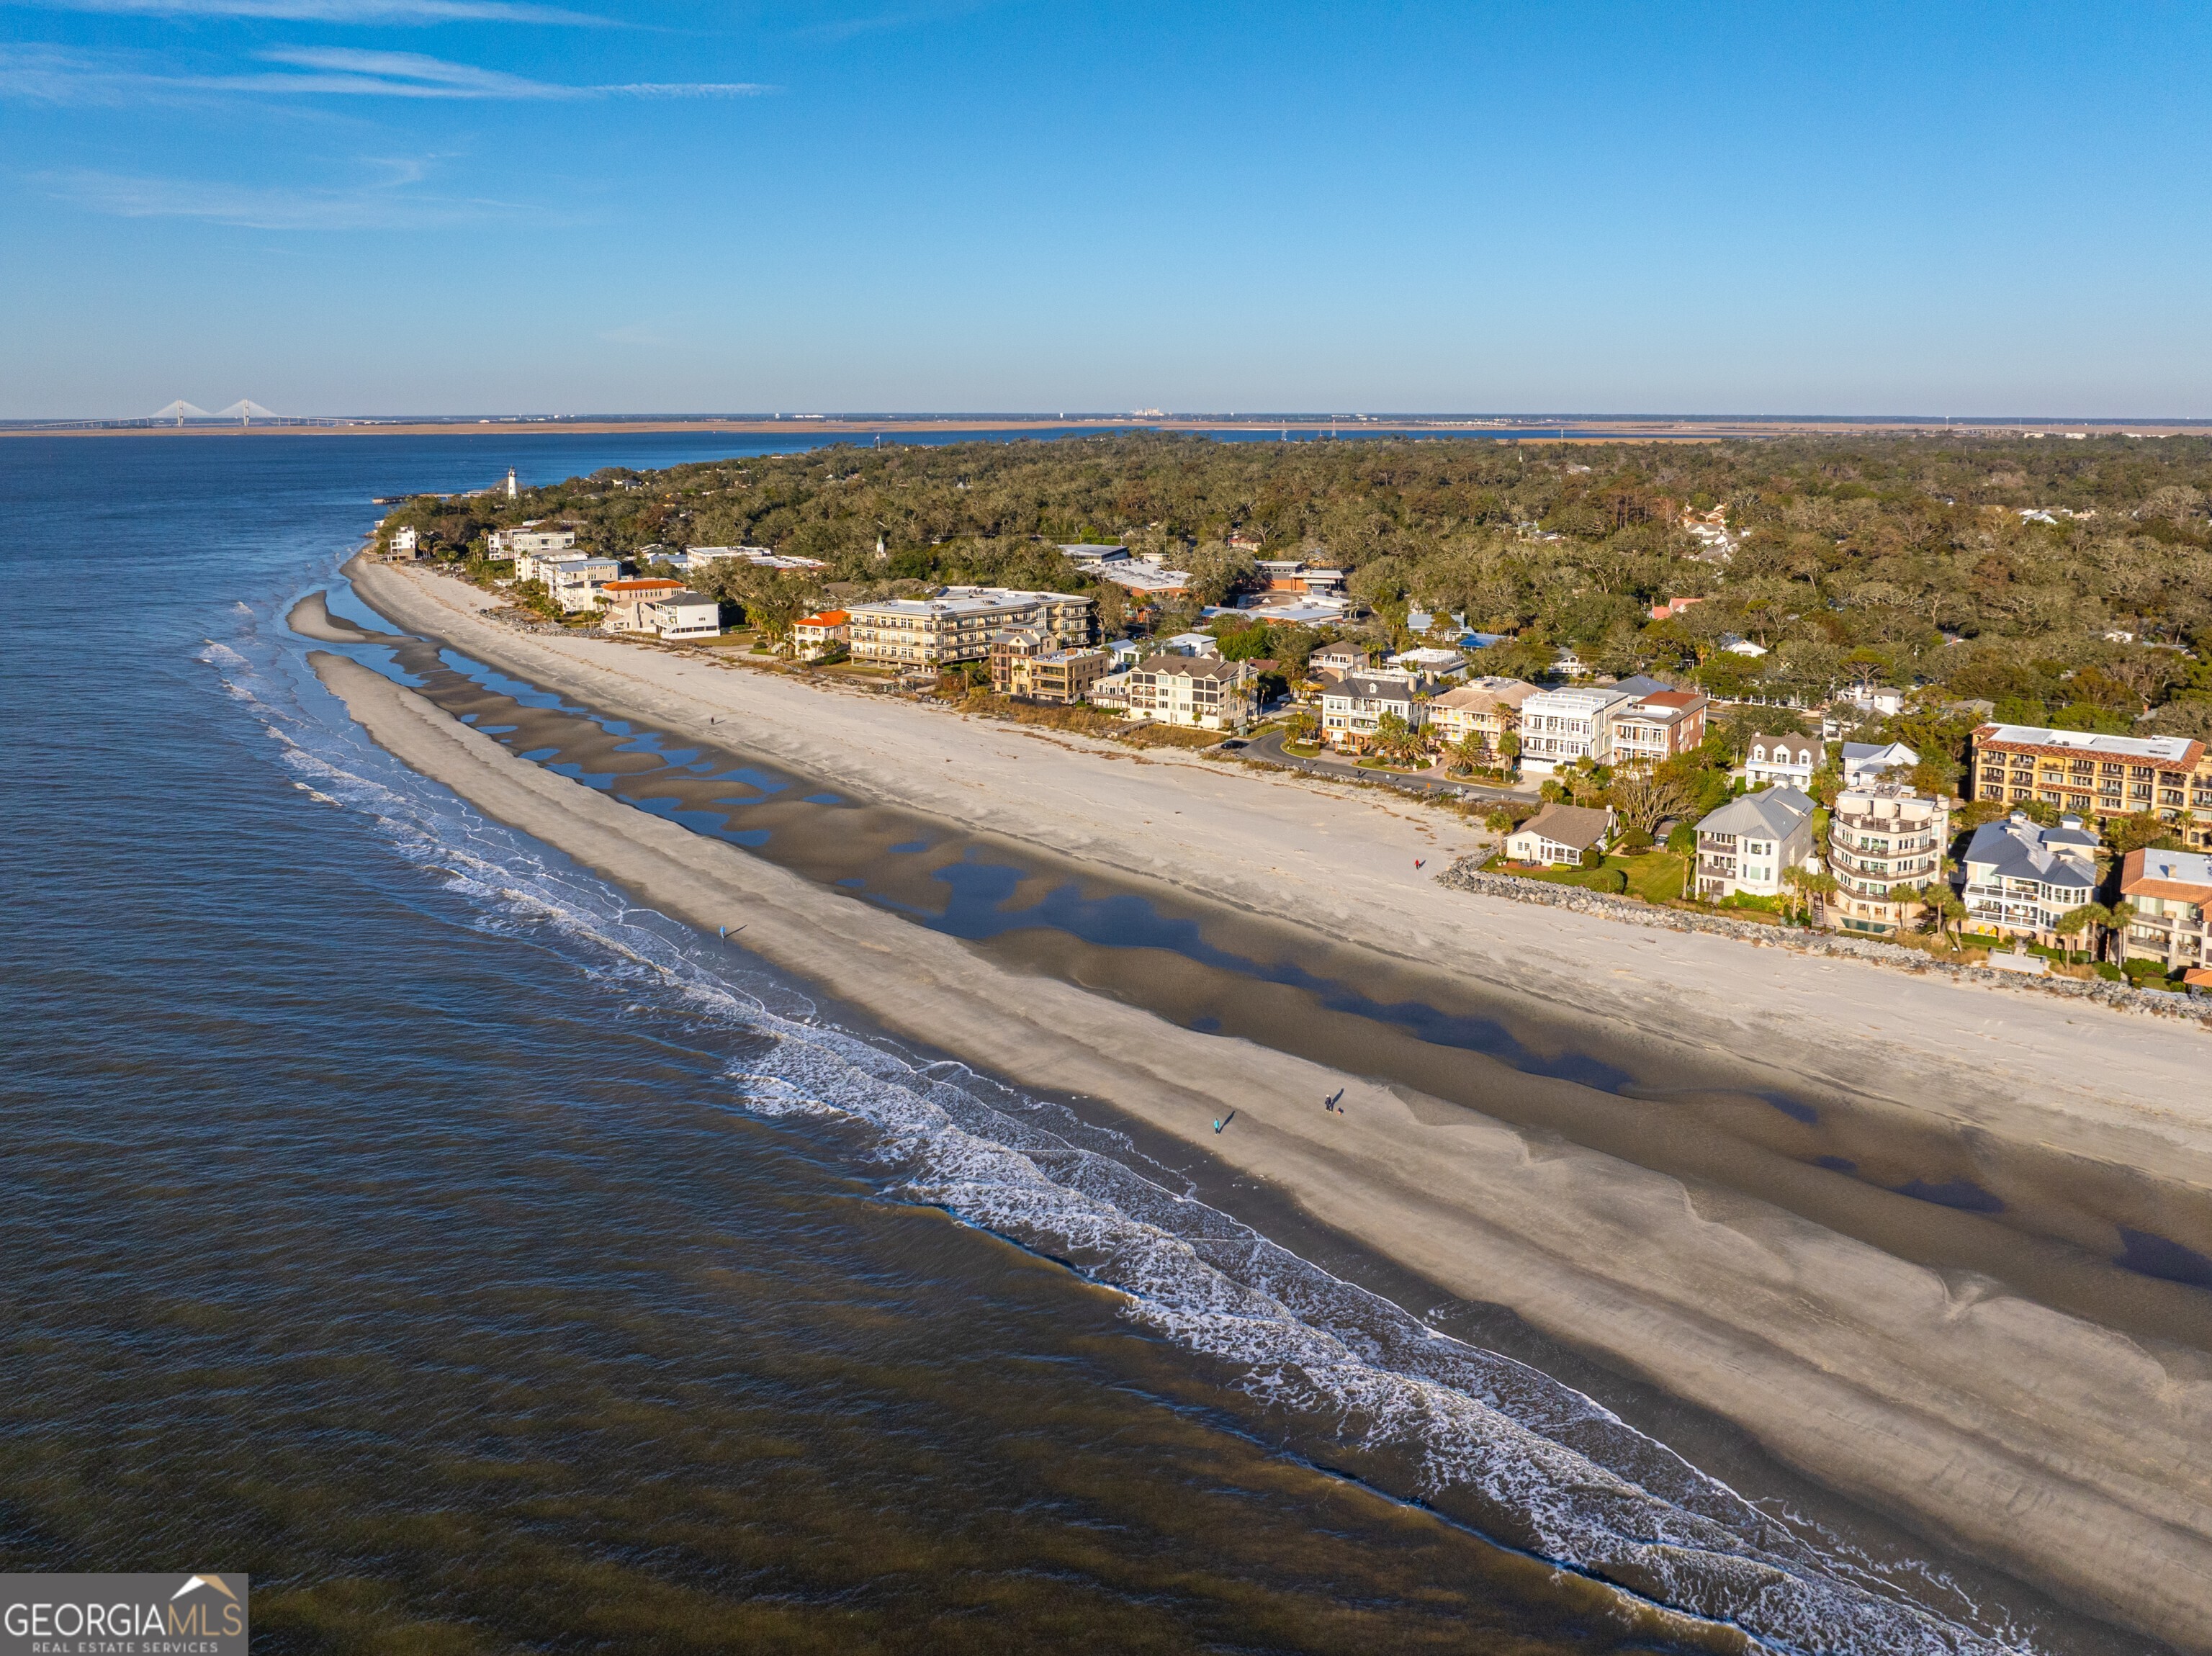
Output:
845,587,1094,668
1516,685,1635,775
987,627,1111,703
1424,676,1537,760
1611,688,1709,768
2118,847,2212,972
1959,811,2100,945
1122,654,1259,732
1968,724,2212,848
1318,672,1421,749
1825,781,1949,935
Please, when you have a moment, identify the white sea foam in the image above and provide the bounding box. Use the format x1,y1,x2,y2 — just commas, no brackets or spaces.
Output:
204,613,2046,1656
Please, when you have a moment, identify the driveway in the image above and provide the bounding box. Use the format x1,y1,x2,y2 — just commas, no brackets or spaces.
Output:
1233,729,1537,806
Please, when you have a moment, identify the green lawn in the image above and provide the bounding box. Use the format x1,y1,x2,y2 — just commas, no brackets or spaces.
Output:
1506,851,1686,902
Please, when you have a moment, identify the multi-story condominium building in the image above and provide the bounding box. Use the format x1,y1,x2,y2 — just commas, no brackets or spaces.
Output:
1320,672,1424,750
1516,685,1635,775
2118,847,2212,971
1123,654,1259,732
1424,677,1537,757
845,588,1094,668
1692,786,1817,901
536,555,622,613
1611,688,1709,768
491,525,577,564
1959,811,2099,944
1825,781,1949,935
601,579,688,634
1743,733,1820,791
1968,724,2212,849
988,628,1110,703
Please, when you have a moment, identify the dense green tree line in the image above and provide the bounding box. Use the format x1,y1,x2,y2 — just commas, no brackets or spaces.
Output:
382,431,2212,736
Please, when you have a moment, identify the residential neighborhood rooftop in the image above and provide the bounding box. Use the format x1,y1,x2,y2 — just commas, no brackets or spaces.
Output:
1974,724,2201,764
1697,786,1815,838
1514,802,1614,851
2121,847,2212,899
1963,813,2100,890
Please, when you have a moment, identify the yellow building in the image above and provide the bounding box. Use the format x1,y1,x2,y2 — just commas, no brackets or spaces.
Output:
1968,724,2212,847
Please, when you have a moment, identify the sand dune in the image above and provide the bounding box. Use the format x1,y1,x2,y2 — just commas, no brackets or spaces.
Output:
315,629,2212,1651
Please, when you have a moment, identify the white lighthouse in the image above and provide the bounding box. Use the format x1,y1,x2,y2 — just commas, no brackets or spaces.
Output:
505,467,518,500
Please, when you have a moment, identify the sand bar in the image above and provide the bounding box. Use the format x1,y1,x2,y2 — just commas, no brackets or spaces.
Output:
314,637,2212,1650
349,562,2212,1199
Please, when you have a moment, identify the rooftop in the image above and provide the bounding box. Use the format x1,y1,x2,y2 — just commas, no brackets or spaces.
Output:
1966,814,2100,890
1513,802,1614,850
1974,724,2200,765
1523,685,1635,711
2121,846,2212,899
1134,654,1243,680
1334,673,1419,701
1430,678,1537,711
1696,786,1815,839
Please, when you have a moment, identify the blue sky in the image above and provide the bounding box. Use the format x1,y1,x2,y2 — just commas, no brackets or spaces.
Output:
3,1,2208,417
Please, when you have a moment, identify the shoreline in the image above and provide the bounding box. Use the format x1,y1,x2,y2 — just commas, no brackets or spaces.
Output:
21,415,2211,441
313,575,2212,1648
346,560,2212,1188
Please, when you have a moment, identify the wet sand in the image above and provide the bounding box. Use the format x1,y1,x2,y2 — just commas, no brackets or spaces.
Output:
313,645,2212,1650
284,590,398,644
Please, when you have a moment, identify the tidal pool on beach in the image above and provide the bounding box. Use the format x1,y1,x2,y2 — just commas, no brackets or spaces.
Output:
348,626,2212,1366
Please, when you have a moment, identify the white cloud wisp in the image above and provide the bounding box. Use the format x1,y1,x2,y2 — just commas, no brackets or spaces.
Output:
4,0,609,24
0,42,771,101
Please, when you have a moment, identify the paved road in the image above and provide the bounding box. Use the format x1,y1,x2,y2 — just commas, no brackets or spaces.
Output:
1233,729,1537,806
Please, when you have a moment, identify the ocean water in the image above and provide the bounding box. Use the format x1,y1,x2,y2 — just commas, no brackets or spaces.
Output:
0,433,2144,1655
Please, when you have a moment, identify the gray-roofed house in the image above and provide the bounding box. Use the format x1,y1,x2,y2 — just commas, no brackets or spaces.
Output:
1122,653,1259,732
1842,741,1918,786
1504,803,1616,868
1319,672,1423,751
1961,811,2100,945
1692,786,1817,901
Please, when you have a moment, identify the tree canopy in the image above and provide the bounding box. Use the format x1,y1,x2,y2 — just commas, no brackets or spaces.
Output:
380,429,2212,732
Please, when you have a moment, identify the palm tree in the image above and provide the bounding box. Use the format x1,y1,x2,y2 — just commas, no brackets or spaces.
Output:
1781,864,1814,925
2103,899,2138,966
1804,868,1838,926
1932,888,1969,949
2054,904,2098,966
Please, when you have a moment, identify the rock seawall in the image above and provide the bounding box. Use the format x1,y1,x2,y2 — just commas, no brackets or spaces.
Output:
1439,858,2212,1028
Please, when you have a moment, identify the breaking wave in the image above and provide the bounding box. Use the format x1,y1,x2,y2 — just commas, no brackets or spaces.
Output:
208,601,2041,1656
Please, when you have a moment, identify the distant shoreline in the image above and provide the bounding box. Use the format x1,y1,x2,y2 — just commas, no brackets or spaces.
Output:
10,415,2209,441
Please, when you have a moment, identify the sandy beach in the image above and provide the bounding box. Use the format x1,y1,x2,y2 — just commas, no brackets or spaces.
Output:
325,561,2212,1648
